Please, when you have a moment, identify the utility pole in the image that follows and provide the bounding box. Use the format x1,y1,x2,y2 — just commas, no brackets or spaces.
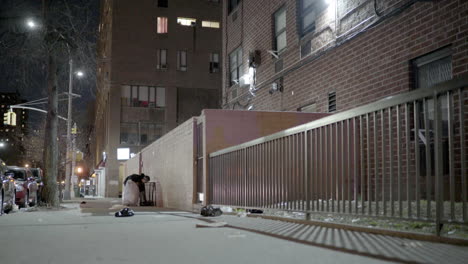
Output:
64,58,73,200
71,122,78,196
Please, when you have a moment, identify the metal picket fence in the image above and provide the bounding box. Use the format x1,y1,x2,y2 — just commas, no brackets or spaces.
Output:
209,77,468,235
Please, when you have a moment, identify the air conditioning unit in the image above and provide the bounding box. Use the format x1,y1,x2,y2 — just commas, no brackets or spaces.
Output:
239,75,249,87
157,64,168,70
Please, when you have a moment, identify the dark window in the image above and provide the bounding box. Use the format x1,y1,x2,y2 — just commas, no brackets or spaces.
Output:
228,0,241,14
274,7,287,52
328,91,336,112
177,51,187,71
412,47,452,177
121,86,165,108
140,134,148,144
229,46,243,86
157,0,168,8
413,47,452,90
5,170,26,180
210,53,220,73
157,49,167,69
298,0,327,37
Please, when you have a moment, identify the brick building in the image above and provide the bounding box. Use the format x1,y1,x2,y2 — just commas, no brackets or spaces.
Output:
93,0,222,197
222,0,467,112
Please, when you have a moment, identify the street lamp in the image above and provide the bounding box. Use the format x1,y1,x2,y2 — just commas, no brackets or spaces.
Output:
64,62,84,200
76,166,83,174
25,164,30,168
26,19,37,29
0,142,5,148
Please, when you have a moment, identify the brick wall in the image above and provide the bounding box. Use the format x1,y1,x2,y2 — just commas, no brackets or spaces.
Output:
222,0,468,112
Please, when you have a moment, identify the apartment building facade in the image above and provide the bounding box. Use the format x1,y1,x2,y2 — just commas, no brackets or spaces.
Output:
222,0,467,112
93,0,222,197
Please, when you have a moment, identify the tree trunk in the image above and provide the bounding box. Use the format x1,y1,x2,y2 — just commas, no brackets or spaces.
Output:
42,53,59,207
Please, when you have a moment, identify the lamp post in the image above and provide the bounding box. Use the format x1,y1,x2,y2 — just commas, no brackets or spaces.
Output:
63,61,84,200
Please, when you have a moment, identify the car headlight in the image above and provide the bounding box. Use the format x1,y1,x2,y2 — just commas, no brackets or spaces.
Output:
15,184,24,192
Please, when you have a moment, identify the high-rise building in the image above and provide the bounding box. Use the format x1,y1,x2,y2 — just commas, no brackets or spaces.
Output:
93,0,222,197
0,92,28,165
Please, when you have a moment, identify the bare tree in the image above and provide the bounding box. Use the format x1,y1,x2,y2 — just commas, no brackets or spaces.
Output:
0,0,98,206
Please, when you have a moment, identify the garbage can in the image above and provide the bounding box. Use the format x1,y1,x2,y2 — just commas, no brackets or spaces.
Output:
74,186,80,197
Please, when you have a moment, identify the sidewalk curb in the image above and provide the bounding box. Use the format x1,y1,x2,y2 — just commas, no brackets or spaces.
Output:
242,214,468,247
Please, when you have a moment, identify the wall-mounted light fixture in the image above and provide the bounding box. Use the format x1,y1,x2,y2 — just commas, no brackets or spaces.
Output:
269,77,284,94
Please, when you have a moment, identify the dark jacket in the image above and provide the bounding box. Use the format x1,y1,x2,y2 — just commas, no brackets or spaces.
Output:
124,174,145,192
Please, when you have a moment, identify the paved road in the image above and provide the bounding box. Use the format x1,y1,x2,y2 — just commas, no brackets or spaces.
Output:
0,199,394,264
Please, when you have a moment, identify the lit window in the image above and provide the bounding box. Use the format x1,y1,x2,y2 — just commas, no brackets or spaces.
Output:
209,53,220,73
177,51,187,71
229,46,243,86
202,21,220,28
157,17,168,33
177,17,196,26
274,7,287,52
156,49,167,69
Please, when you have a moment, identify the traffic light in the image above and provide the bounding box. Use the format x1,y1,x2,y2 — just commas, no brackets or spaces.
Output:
3,112,10,125
3,111,16,126
10,111,16,126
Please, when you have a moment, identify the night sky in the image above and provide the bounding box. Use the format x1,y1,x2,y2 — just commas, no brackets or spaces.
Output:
0,0,99,130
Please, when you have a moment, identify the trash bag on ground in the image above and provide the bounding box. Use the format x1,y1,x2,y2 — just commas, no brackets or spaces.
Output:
200,205,223,217
122,180,140,206
115,208,135,217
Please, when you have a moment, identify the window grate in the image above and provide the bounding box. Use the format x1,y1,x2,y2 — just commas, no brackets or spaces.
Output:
328,91,336,112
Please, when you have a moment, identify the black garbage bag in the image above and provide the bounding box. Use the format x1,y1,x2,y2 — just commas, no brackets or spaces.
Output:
247,209,263,214
200,205,223,217
115,207,135,217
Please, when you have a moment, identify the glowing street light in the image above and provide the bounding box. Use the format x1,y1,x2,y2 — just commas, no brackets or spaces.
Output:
76,167,83,174
0,142,5,148
25,164,30,168
26,19,37,29
75,71,84,78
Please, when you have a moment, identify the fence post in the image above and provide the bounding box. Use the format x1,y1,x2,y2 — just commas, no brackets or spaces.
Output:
434,93,444,236
304,131,311,220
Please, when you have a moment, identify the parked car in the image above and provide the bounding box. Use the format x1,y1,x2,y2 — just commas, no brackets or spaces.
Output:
0,160,16,214
6,166,38,208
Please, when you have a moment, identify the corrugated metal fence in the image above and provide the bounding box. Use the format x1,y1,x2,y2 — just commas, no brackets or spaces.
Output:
209,77,468,235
